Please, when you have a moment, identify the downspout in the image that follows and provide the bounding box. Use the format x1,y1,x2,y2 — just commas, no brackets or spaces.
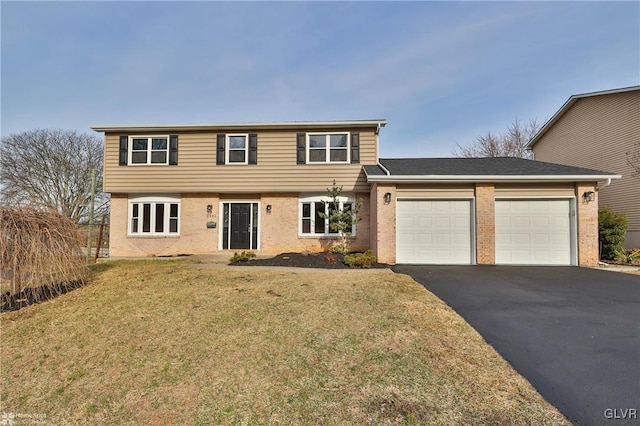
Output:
597,177,612,190
596,177,612,266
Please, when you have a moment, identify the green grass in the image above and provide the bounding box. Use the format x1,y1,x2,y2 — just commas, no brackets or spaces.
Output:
1,260,568,425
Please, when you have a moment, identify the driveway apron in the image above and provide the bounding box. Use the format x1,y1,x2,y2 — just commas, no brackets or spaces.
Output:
393,265,640,426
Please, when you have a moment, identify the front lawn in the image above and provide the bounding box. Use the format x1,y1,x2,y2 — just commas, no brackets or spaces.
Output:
1,260,568,425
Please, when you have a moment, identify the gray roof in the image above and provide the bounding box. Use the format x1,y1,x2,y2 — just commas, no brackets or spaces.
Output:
364,157,619,180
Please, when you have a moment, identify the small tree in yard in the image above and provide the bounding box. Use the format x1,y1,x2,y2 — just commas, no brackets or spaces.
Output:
598,207,627,261
1,207,88,311
320,185,362,254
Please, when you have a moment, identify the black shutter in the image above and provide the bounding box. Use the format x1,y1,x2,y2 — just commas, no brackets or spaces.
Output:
119,135,128,166
169,135,178,165
351,132,360,164
248,134,258,165
296,133,306,164
216,134,225,165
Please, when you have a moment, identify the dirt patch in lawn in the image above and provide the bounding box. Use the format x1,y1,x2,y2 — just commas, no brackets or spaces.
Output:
232,251,389,269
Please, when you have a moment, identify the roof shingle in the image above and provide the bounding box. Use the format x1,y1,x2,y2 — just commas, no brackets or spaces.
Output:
363,157,618,177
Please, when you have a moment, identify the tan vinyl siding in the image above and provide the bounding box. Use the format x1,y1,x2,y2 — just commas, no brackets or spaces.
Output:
532,90,640,239
396,184,475,198
103,128,378,194
494,183,575,197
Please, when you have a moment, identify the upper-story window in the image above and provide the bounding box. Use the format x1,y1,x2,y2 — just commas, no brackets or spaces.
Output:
217,133,258,165
119,135,178,166
307,133,349,163
296,132,360,165
130,136,169,165
226,134,248,164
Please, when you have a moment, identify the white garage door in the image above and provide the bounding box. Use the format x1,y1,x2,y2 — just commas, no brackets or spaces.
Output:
397,200,472,264
495,199,573,265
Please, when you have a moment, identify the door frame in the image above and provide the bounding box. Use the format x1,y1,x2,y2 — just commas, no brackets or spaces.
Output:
218,200,261,250
494,196,577,266
395,197,476,265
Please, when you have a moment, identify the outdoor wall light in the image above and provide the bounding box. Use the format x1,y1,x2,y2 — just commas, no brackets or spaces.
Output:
266,204,272,214
206,205,213,217
582,191,595,203
384,192,392,204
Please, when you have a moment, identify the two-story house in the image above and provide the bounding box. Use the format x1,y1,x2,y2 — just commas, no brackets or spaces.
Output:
528,86,640,248
92,119,619,266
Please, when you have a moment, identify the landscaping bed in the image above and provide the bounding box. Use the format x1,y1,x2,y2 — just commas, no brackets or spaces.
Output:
231,251,389,269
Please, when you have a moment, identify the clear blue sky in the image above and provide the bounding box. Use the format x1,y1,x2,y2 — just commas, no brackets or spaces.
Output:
2,1,638,158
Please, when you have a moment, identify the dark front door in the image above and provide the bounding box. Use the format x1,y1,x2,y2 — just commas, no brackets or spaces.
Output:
230,203,251,249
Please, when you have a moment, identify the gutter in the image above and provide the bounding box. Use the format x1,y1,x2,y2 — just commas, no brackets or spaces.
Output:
366,174,621,184
91,119,388,133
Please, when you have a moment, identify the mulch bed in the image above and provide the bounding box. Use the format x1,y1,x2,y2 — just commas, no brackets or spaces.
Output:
232,252,389,269
1,280,85,313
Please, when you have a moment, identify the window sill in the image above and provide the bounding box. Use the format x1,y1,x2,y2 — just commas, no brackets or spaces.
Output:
298,235,355,239
126,234,181,238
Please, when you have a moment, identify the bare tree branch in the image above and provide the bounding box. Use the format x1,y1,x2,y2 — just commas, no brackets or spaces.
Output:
626,141,640,180
453,117,541,158
0,129,108,223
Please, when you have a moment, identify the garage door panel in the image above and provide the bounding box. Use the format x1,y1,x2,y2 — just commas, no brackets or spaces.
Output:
496,200,572,265
397,200,472,264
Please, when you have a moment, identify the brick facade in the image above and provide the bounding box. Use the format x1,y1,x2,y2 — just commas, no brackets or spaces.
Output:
110,183,601,266
370,183,397,264
474,183,496,265
110,193,220,257
260,193,370,254
110,192,370,257
576,182,599,266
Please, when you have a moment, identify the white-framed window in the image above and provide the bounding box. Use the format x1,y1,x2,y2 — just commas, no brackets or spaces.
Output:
128,195,180,236
129,136,170,165
307,133,349,163
226,134,248,164
299,195,355,236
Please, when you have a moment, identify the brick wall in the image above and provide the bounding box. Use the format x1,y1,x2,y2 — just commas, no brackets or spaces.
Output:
370,183,397,264
475,183,495,265
109,193,219,257
110,192,370,257
260,193,370,254
576,182,599,266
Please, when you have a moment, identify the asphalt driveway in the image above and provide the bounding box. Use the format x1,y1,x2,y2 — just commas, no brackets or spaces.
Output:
393,265,640,426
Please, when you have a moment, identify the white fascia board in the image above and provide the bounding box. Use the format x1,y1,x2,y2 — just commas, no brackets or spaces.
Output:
366,174,621,183
91,120,387,133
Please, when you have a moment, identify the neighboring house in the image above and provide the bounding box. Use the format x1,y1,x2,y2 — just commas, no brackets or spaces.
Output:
528,86,640,248
92,120,619,266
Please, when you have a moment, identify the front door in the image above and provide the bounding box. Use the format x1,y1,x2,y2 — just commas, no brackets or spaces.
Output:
222,202,259,250
230,203,251,249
